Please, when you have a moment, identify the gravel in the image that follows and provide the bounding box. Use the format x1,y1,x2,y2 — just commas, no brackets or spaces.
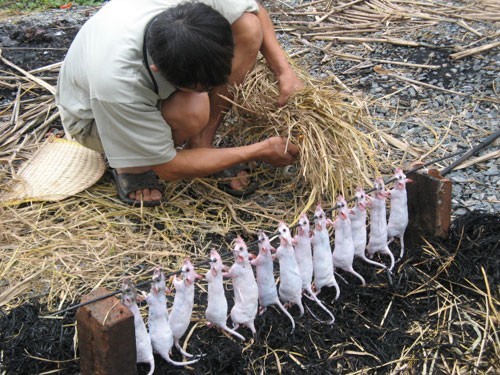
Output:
266,0,499,217
0,1,498,216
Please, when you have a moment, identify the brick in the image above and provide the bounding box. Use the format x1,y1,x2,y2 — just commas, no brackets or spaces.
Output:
76,287,137,375
406,168,452,241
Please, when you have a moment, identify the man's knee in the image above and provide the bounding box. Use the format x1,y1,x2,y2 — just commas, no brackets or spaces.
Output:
161,91,209,139
232,13,263,55
71,121,105,154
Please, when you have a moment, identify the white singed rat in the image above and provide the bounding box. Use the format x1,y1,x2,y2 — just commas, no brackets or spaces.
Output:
250,230,296,333
349,187,386,269
146,267,199,366
294,213,314,293
332,196,366,285
366,178,395,271
310,204,340,299
275,222,304,316
169,258,203,358
387,168,412,260
293,213,335,324
205,248,245,341
121,278,154,375
223,237,259,336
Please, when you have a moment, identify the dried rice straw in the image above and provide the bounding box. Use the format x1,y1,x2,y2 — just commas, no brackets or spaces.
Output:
227,61,388,211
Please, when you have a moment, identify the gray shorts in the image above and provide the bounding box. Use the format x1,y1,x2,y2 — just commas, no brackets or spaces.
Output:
70,121,105,154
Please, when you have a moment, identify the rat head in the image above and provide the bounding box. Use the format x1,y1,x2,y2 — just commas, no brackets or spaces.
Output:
151,266,166,295
121,278,137,307
297,212,310,236
372,177,388,200
393,168,412,190
257,231,273,256
278,222,294,246
336,195,349,220
209,248,221,263
232,236,249,264
208,248,222,276
181,258,201,286
313,203,327,229
354,187,368,210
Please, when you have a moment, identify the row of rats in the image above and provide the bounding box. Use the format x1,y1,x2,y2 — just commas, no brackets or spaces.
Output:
294,213,335,324
247,169,410,332
205,248,246,341
119,168,411,373
365,170,411,270
308,169,411,298
121,266,200,373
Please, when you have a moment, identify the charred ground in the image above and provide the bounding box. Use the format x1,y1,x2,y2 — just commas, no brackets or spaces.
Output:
1,211,498,374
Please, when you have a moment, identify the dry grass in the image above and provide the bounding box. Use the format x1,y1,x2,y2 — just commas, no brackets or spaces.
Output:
228,62,386,205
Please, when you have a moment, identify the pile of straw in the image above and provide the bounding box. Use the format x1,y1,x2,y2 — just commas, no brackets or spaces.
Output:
227,62,389,210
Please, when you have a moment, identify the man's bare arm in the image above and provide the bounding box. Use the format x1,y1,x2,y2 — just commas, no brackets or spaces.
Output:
256,3,303,106
152,136,298,181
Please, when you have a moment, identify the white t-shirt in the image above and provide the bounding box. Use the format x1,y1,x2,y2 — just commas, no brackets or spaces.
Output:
56,0,259,168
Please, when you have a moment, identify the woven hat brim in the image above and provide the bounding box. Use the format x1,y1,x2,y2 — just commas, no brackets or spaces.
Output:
1,136,106,205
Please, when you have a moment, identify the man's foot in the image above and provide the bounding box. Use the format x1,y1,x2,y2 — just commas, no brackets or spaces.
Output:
112,168,163,207
229,169,250,191
215,164,258,198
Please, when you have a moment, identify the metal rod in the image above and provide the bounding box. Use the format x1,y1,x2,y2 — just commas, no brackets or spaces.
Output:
440,128,500,176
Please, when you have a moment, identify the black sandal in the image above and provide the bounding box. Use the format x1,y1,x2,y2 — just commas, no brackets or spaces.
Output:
214,164,258,198
111,169,163,207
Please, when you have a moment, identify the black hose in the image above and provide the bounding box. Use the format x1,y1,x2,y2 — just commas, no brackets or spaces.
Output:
440,128,500,176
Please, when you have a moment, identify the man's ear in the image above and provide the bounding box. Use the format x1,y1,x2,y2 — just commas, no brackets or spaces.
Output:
150,64,159,72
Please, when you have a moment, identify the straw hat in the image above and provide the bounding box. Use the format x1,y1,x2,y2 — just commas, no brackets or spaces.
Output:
0,136,106,205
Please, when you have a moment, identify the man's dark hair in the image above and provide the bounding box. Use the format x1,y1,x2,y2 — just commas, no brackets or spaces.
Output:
146,1,234,91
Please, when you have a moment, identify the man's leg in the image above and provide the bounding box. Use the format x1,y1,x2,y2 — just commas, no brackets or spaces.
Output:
117,90,210,202
161,90,210,148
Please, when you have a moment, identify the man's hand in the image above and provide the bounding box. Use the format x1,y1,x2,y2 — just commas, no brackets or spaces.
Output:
261,136,299,167
276,70,304,107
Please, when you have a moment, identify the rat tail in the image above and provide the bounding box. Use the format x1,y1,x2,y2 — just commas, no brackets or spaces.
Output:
174,339,195,358
275,299,296,333
165,354,200,366
358,252,387,269
220,324,246,341
305,287,335,324
385,247,395,271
